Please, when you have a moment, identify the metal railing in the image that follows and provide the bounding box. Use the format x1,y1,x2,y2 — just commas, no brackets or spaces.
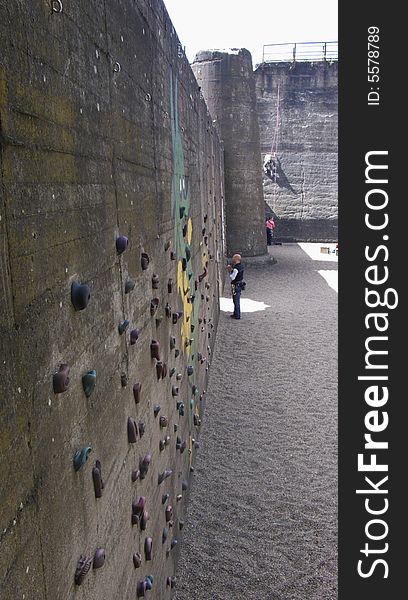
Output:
262,41,338,63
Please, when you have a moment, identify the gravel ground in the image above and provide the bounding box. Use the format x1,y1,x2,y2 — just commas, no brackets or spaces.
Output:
174,243,338,600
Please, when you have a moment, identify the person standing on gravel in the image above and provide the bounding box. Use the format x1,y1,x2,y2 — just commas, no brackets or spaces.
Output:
226,254,244,320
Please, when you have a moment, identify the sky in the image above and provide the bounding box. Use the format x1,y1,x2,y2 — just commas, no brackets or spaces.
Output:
163,0,338,67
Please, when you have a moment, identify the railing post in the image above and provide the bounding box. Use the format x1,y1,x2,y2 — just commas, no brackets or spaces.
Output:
324,42,327,61
293,43,296,63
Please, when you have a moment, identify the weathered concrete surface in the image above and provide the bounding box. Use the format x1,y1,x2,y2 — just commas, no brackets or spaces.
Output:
255,62,338,242
192,49,267,258
175,244,338,599
0,1,225,599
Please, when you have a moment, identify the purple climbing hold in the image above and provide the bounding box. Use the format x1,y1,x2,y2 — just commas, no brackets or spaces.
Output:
116,236,129,254
93,548,106,569
133,382,142,404
130,328,141,345
53,364,70,394
71,281,91,311
127,417,138,443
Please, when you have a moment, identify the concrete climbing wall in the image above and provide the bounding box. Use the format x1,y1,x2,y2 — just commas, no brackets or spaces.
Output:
192,49,267,258
0,1,225,599
255,61,338,241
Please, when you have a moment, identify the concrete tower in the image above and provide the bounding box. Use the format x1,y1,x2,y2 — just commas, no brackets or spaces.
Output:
192,49,267,257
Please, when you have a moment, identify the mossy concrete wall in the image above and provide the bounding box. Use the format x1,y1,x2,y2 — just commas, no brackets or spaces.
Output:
255,61,338,241
0,1,225,599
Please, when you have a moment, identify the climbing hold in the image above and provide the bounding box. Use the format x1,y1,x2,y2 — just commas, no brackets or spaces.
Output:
182,224,188,238
130,328,141,345
151,273,159,289
93,548,106,569
121,373,128,387
73,446,92,471
155,361,163,380
191,324,195,332
192,385,198,395
139,453,151,479
176,372,182,381
144,537,153,561
141,253,150,270
125,279,135,294
140,510,150,530
131,469,140,482
164,240,171,251
82,370,96,398
162,527,169,543
92,460,104,497
162,493,169,504
187,365,194,376
133,382,142,404
180,440,187,452
133,552,142,569
176,435,182,450
164,435,171,446
170,251,176,260
138,422,145,437
116,236,129,254
161,362,167,378
133,496,146,517
150,340,160,360
169,336,176,350
174,349,180,358
172,310,183,324
159,439,165,452
150,298,159,316
168,278,173,293
165,303,172,317
153,405,161,417
53,364,70,394
171,539,178,548
185,245,191,262
158,469,172,484
118,320,129,334
179,520,184,530
74,555,92,585
127,417,138,443
169,367,176,377
145,575,154,589
159,415,168,428
198,267,208,282
165,505,173,522
181,479,188,491
71,281,91,311
179,206,186,218
181,257,187,270
136,580,146,597
171,385,179,397
167,576,177,588
193,414,201,427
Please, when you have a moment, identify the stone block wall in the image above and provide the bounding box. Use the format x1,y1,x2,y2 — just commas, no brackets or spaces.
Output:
255,61,338,241
0,1,224,599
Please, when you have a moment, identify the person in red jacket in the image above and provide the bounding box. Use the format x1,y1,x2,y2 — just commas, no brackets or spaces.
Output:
265,216,275,245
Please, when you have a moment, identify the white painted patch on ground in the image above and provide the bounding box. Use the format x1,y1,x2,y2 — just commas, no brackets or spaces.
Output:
219,297,271,313
298,242,338,262
297,242,338,292
318,270,338,293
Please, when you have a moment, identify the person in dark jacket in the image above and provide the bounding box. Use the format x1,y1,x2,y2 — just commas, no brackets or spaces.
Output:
226,254,244,319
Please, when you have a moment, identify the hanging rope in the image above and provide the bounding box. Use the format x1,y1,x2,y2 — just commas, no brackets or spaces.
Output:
270,82,280,158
